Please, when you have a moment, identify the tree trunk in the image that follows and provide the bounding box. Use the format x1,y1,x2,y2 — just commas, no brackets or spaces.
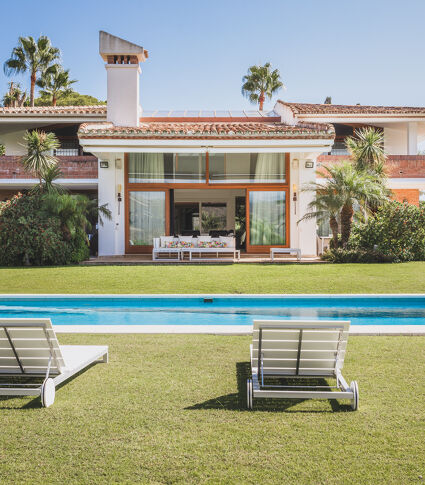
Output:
259,91,265,111
329,215,339,249
340,203,354,248
52,95,57,106
30,72,36,107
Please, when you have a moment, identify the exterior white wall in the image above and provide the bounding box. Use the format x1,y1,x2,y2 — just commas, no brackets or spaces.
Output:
106,64,141,127
290,153,318,257
0,129,27,155
384,124,408,155
96,152,125,256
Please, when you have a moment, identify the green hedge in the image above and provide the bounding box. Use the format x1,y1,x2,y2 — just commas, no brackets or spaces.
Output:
324,201,425,263
0,193,88,266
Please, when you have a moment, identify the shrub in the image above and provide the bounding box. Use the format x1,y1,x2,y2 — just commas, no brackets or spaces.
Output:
0,143,5,156
322,248,396,263
349,201,425,262
0,193,92,266
0,193,72,266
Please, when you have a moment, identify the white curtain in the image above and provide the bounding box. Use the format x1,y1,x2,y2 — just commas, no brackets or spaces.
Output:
129,192,165,246
249,191,286,245
254,153,286,182
129,153,165,183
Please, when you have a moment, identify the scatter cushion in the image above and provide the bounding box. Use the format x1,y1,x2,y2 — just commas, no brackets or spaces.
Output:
165,241,180,248
179,241,194,248
160,236,175,248
219,236,234,248
198,240,226,248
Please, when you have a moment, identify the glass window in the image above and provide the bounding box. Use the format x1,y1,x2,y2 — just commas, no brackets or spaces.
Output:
201,203,227,233
249,190,286,245
128,153,206,183
420,190,425,203
209,153,286,184
129,191,165,246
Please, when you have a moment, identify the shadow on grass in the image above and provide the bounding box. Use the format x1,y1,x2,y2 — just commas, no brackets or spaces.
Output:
186,362,352,413
0,361,100,410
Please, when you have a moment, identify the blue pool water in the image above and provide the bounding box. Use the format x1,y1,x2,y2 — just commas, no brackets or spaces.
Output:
0,295,424,326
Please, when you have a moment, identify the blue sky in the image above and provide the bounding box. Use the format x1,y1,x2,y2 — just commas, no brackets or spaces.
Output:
1,0,425,110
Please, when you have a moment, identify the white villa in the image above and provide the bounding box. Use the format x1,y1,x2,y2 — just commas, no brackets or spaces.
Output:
0,31,424,259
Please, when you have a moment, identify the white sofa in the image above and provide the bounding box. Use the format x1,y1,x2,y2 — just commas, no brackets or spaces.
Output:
152,235,240,261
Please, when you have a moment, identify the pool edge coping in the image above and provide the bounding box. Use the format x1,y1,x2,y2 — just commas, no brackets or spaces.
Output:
53,324,425,335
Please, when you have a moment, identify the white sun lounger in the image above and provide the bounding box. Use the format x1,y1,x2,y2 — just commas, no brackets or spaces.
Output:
0,318,108,407
247,320,358,410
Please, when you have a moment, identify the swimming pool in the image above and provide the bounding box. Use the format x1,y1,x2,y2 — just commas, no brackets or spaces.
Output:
0,295,424,327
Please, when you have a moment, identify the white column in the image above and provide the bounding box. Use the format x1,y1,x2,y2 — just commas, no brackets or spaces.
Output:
292,154,318,257
407,122,418,155
97,154,126,256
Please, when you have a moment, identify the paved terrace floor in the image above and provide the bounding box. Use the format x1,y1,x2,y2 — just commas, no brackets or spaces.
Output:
83,254,325,265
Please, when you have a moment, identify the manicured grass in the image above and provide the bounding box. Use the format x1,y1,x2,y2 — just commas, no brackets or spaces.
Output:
0,334,423,484
0,262,424,294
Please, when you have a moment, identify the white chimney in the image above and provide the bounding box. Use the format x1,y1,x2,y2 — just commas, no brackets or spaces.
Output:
99,31,148,127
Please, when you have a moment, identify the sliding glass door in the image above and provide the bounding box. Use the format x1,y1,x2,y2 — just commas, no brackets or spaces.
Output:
127,190,169,252
247,189,287,251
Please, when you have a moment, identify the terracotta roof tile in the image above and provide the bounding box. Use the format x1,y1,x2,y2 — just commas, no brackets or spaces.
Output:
279,101,425,116
0,105,107,115
78,120,335,140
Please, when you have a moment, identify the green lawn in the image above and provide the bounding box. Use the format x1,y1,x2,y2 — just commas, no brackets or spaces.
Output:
0,262,424,293
0,334,424,484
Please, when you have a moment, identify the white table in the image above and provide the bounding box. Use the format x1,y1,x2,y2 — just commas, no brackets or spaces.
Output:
270,248,301,261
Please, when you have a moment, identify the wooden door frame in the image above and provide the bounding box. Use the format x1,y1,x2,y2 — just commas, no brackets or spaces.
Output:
125,188,170,254
245,187,290,253
124,152,290,254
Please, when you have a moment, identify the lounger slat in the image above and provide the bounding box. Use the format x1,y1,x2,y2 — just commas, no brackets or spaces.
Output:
253,330,347,342
252,350,346,361
251,339,347,351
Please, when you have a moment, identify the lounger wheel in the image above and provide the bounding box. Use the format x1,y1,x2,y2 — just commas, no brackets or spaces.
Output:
350,380,359,411
246,378,253,410
41,378,55,408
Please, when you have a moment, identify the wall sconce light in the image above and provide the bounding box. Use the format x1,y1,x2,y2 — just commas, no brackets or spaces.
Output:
292,184,298,214
305,160,314,168
117,184,122,215
99,161,109,169
115,158,122,170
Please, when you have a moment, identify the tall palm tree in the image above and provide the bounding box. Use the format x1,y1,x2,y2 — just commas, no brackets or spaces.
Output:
20,130,60,189
3,36,60,106
241,63,284,110
301,161,389,248
36,66,76,106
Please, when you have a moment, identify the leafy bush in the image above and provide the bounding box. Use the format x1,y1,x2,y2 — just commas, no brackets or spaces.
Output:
0,143,5,156
322,248,395,263
0,193,93,266
0,194,72,266
349,201,425,262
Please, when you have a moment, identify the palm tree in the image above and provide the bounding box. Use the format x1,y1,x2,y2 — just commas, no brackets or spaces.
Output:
301,161,389,248
4,36,60,106
20,130,60,189
241,63,284,110
41,193,111,242
345,127,386,173
30,164,66,195
36,66,76,106
2,82,27,107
